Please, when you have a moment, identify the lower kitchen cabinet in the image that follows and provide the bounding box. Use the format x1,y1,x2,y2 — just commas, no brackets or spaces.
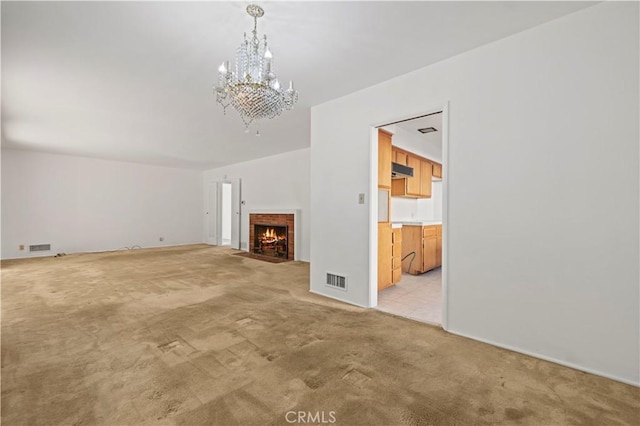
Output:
379,225,403,290
378,223,393,290
392,228,402,284
436,225,442,266
401,224,442,275
422,226,438,272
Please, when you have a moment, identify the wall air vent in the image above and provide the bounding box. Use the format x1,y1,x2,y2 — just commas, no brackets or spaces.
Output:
326,273,347,291
418,127,437,134
29,244,51,252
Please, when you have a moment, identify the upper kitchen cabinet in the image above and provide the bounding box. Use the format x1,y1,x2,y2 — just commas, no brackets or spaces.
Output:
393,147,409,166
391,151,433,199
378,129,392,189
432,162,442,180
406,155,422,196
420,160,433,198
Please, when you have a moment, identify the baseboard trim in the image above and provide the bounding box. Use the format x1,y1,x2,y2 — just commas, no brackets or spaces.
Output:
1,242,207,261
309,290,370,309
447,328,640,387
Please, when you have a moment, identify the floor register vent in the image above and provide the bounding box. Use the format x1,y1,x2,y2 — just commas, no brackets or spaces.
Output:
326,273,347,291
29,244,51,252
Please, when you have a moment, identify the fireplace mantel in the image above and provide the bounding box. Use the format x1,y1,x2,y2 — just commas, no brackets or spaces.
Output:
249,209,300,215
248,209,301,260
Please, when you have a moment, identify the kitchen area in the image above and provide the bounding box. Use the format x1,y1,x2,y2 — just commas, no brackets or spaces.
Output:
377,112,443,324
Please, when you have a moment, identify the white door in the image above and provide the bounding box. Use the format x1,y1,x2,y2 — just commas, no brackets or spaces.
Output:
206,182,218,245
229,178,241,249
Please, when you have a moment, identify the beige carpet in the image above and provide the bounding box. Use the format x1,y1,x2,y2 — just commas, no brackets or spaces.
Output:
1,244,638,425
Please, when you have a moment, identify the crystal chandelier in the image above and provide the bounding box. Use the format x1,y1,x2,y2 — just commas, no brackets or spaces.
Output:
214,4,298,132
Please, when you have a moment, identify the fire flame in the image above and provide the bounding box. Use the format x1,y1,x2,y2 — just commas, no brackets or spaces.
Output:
261,228,285,242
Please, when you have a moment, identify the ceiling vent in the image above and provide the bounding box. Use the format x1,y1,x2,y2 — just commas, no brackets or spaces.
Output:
418,127,437,134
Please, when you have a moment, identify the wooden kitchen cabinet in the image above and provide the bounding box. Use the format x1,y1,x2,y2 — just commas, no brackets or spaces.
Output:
393,148,408,166
378,130,396,290
401,224,442,275
406,155,422,196
422,227,438,272
432,162,442,179
401,225,421,275
379,225,403,289
391,153,423,198
436,225,442,266
390,146,435,199
420,160,433,198
391,178,406,197
392,228,402,284
378,223,393,290
378,130,392,189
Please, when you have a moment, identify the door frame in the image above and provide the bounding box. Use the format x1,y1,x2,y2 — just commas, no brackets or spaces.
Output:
228,178,242,249
369,101,450,331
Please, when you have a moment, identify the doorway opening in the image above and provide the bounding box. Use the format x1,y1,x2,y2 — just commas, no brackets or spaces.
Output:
374,110,445,326
220,182,233,246
206,179,242,249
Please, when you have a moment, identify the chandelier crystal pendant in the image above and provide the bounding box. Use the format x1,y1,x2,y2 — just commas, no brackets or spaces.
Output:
214,4,298,131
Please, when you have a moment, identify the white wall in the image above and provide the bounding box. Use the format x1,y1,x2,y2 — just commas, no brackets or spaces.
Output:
390,197,419,222
390,182,442,222
428,182,442,220
310,2,639,385
202,148,310,262
1,149,203,259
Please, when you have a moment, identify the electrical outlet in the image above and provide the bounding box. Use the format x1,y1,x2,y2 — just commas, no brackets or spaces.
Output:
358,193,365,204
19,244,24,251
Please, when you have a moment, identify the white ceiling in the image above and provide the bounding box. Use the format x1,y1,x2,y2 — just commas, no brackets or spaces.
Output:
1,1,596,169
395,113,443,139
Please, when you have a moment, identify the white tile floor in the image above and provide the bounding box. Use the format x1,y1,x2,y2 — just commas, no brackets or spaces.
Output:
376,268,442,324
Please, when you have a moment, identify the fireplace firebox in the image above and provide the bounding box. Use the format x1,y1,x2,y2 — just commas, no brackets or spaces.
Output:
249,213,295,260
253,224,288,258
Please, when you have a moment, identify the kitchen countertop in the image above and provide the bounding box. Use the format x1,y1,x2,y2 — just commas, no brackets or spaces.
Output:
392,220,442,226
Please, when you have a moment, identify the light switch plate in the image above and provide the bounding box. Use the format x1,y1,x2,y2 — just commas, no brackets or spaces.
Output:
358,193,365,204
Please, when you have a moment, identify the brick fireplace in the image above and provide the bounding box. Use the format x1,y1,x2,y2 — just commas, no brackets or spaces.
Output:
249,213,295,260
